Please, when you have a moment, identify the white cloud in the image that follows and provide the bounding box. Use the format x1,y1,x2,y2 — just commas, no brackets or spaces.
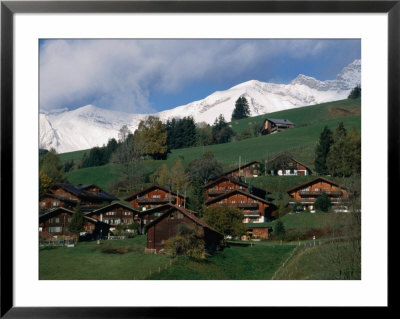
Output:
39,39,344,113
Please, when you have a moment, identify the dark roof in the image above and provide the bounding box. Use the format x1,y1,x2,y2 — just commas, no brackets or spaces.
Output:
138,203,197,216
286,177,346,194
39,207,75,222
51,183,118,202
39,193,78,205
124,184,186,202
266,118,295,125
267,154,312,172
244,222,273,229
203,175,249,189
223,161,261,176
144,204,222,236
39,206,110,226
205,189,271,206
85,202,139,216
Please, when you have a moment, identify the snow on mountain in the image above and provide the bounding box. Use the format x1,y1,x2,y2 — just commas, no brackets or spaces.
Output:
40,59,361,153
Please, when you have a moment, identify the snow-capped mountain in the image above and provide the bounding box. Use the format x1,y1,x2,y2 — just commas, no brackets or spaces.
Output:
40,59,361,153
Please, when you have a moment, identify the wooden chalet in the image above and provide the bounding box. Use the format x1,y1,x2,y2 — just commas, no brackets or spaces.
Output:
287,177,348,211
203,175,266,200
260,118,295,135
144,204,223,253
39,183,118,211
223,161,261,178
124,185,186,211
204,189,272,223
267,154,312,176
243,223,272,240
39,207,111,239
84,202,141,229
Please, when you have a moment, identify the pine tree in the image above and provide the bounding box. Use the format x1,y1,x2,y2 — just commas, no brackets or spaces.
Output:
68,204,86,242
348,85,361,99
231,97,250,120
314,191,332,212
273,219,286,239
314,126,333,175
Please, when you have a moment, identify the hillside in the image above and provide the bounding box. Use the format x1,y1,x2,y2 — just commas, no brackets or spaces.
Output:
63,98,360,193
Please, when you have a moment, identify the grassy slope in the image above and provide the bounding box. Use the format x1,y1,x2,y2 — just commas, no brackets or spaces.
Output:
39,236,171,280
40,235,296,280
149,244,295,280
230,98,360,133
65,114,360,191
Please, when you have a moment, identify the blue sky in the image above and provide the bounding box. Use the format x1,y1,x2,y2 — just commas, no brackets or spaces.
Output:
39,39,360,113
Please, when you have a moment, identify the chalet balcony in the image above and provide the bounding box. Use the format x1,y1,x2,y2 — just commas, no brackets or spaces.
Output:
299,190,343,196
214,202,258,208
237,202,259,208
207,189,228,195
136,196,176,204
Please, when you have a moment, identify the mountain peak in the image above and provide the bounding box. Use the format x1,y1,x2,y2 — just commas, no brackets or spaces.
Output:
40,59,361,153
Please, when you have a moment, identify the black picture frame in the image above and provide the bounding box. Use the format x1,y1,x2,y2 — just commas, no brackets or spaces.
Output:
1,0,395,317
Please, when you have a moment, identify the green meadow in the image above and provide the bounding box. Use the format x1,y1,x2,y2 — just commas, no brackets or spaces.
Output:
62,98,360,192
39,235,296,280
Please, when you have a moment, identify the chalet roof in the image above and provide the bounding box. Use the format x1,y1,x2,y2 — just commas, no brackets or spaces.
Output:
204,189,271,206
39,207,75,222
286,177,346,194
124,184,186,202
50,183,118,202
265,118,295,125
138,203,197,216
203,175,249,189
39,207,110,226
144,204,222,236
223,160,261,176
267,154,312,172
85,202,139,216
244,222,273,229
39,193,78,205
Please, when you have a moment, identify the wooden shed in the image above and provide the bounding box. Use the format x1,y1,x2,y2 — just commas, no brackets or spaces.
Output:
144,205,223,253
260,118,295,135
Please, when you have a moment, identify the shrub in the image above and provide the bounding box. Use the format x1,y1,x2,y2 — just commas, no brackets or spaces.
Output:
273,219,286,239
314,191,332,212
164,224,205,259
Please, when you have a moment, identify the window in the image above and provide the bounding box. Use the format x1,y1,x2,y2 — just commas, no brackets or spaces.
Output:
177,212,184,219
153,194,161,198
49,227,62,233
52,201,57,207
314,188,319,191
49,218,53,223
55,218,60,223
68,218,72,222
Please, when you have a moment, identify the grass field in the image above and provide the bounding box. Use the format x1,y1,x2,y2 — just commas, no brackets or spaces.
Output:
39,236,171,280
39,235,297,280
149,244,295,280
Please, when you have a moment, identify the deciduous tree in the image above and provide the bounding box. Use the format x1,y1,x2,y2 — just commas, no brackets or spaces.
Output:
203,205,246,239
